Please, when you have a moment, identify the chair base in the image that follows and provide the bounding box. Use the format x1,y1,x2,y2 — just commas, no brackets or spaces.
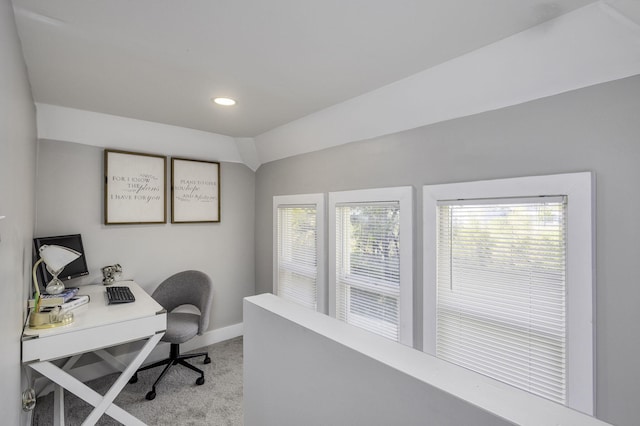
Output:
130,343,211,400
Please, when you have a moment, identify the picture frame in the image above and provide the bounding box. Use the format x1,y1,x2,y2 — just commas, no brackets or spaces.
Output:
171,157,220,223
104,149,167,225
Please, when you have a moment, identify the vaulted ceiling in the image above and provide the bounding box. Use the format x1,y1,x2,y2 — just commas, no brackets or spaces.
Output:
13,0,601,138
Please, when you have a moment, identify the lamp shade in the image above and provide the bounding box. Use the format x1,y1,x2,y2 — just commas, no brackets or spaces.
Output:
39,244,81,274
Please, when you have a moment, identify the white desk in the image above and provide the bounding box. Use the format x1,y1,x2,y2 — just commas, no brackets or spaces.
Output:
22,280,166,426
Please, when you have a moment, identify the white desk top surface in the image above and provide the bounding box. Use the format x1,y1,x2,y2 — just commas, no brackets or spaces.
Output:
22,280,166,363
22,280,165,340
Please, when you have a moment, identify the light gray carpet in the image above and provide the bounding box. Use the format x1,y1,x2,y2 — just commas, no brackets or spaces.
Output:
32,337,243,426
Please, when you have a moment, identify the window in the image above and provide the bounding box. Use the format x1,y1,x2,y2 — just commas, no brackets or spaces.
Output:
273,194,325,312
329,187,413,346
423,173,594,414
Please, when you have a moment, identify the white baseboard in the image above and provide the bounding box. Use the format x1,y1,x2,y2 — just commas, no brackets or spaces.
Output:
35,322,243,396
182,322,244,353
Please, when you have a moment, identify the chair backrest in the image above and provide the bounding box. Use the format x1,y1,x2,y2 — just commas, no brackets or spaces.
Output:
152,270,213,334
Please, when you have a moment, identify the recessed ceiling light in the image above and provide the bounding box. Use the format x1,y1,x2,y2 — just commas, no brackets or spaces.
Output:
212,97,236,106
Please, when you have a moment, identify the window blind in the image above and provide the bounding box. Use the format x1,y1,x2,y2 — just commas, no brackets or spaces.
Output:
436,197,567,404
277,205,318,310
335,202,401,341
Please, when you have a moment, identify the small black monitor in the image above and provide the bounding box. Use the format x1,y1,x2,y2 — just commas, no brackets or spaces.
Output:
33,234,89,286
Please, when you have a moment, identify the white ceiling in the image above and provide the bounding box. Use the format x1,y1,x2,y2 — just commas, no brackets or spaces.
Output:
13,0,600,138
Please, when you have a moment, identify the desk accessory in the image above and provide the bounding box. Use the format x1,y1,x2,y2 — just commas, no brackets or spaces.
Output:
34,244,82,295
28,287,79,308
29,244,82,329
29,306,74,328
61,295,90,311
101,264,122,285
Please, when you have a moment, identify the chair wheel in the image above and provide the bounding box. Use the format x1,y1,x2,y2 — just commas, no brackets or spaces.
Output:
146,390,156,400
204,356,211,364
196,377,205,386
129,374,138,384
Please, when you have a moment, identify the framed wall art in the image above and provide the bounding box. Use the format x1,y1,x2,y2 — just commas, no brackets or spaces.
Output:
171,158,220,223
104,149,167,225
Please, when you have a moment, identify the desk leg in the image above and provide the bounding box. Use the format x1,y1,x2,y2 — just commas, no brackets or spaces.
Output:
51,354,82,426
53,384,64,426
95,348,130,372
40,354,82,400
84,333,163,425
30,333,163,426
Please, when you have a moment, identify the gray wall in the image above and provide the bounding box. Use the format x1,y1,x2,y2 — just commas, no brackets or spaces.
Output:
254,74,640,426
244,296,512,426
0,0,37,423
244,294,609,426
36,140,255,329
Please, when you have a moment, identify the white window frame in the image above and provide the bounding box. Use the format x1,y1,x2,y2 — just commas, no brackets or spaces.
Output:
423,172,594,414
273,193,326,313
329,186,414,346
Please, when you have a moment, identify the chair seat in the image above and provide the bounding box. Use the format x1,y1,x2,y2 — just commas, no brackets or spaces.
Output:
162,312,200,344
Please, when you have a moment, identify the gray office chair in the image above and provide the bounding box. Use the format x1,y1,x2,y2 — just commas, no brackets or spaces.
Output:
129,270,214,400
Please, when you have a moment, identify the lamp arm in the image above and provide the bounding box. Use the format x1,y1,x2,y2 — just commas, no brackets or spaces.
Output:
32,258,44,309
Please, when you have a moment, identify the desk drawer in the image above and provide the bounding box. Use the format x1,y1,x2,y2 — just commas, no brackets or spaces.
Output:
23,313,166,363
